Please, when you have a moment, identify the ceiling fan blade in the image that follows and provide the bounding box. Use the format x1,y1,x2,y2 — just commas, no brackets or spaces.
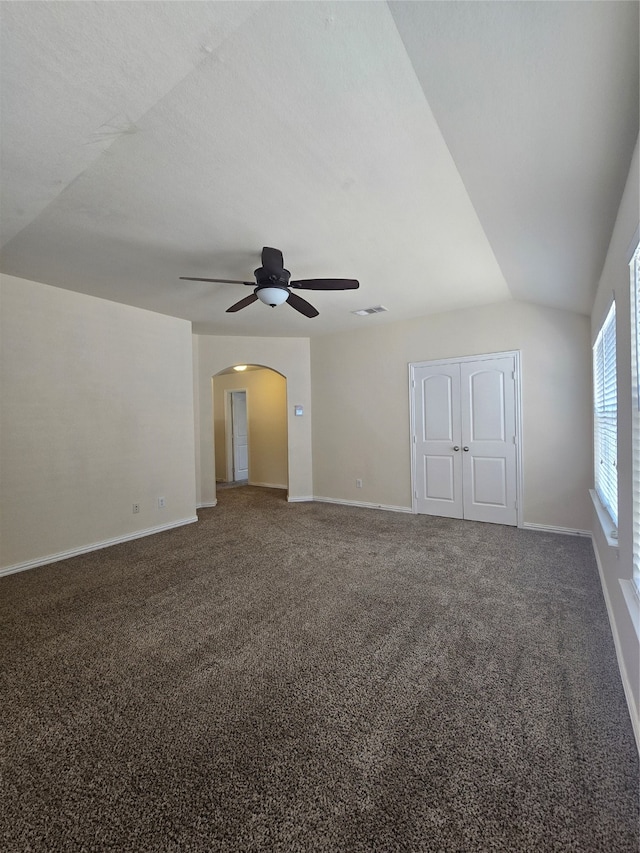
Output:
261,247,284,272
287,291,319,318
226,293,259,313
180,277,254,285
289,278,359,290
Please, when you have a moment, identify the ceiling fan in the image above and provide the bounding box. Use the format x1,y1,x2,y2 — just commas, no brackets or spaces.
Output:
180,246,359,317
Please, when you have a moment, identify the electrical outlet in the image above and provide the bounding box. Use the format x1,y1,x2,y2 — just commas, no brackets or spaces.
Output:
158,497,166,509
356,479,363,489
132,503,140,514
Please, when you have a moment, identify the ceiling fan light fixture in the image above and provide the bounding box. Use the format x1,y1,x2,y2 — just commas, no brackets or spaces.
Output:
256,286,289,307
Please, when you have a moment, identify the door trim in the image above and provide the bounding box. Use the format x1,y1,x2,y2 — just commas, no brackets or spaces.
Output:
409,350,524,527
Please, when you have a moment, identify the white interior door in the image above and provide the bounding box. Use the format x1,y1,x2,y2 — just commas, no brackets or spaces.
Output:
411,353,519,526
413,363,463,518
231,391,248,481
460,357,517,525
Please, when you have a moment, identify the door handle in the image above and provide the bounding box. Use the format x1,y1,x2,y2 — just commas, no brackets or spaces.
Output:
453,446,460,451
463,446,469,451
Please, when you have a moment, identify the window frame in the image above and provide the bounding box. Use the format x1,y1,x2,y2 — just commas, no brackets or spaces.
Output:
630,240,640,594
593,300,618,533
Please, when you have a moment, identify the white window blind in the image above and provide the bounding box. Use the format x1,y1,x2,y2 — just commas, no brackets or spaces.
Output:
593,302,617,528
631,244,640,592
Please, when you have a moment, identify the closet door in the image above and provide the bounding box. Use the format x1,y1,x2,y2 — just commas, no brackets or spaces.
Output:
413,363,463,518
460,356,517,525
411,353,519,526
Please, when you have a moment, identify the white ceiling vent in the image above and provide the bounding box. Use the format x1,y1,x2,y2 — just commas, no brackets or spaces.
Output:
352,305,388,316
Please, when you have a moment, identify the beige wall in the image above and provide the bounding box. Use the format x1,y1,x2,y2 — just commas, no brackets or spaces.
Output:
311,300,592,530
194,335,312,504
591,137,639,741
0,274,197,572
213,369,288,488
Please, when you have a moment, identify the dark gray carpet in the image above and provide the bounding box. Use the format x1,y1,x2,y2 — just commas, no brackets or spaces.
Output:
1,486,638,852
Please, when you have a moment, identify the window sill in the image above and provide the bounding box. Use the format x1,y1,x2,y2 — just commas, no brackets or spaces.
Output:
590,489,619,548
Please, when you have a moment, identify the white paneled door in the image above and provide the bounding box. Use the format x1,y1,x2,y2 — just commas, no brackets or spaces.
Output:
413,362,464,518
231,390,248,481
412,354,519,525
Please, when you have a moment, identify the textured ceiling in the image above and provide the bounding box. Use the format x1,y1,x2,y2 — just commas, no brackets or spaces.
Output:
1,1,638,336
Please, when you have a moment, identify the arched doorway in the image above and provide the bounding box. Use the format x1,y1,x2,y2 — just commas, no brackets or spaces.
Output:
212,364,288,492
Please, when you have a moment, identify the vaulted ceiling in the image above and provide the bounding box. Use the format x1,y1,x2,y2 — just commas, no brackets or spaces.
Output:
1,1,638,336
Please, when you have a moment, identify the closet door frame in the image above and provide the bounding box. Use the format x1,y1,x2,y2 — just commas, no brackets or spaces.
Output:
409,350,524,527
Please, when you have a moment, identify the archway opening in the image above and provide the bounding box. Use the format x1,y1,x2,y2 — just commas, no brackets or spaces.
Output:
212,364,288,495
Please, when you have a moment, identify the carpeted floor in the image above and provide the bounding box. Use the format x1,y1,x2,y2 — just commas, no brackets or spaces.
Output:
1,486,638,852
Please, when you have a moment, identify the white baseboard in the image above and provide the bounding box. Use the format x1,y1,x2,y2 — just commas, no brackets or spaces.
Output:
592,537,640,755
248,481,288,490
521,522,591,537
287,495,314,503
197,501,217,508
0,516,199,578
290,500,588,527
313,496,412,514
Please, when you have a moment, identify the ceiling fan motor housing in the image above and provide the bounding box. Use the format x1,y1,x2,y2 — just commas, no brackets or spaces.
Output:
254,265,291,284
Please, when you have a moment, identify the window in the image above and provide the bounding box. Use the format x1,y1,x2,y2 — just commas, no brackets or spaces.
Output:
593,302,617,530
631,243,640,592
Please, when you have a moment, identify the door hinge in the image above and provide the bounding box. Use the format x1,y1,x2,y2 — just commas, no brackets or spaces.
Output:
414,491,418,499
411,379,415,388
513,435,517,444
515,501,518,510
413,434,416,443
